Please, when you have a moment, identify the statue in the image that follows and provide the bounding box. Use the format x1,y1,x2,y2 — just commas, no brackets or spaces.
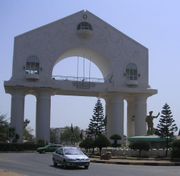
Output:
146,111,160,135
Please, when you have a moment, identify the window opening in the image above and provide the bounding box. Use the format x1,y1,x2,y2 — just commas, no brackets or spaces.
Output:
126,63,138,80
77,22,93,31
25,56,40,75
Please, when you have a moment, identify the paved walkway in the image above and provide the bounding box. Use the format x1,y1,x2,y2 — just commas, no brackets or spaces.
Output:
90,157,180,166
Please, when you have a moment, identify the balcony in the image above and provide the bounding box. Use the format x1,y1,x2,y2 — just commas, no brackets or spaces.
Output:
52,75,104,83
126,79,138,87
25,74,39,80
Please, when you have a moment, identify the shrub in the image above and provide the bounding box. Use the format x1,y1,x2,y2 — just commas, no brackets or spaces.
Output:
94,134,111,156
129,141,150,157
0,143,40,151
110,134,121,148
171,139,180,160
79,137,95,151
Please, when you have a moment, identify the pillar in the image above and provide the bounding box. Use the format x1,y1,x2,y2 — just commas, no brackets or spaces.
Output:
105,94,124,138
134,96,147,136
10,90,25,143
127,98,135,137
105,96,112,137
36,91,51,143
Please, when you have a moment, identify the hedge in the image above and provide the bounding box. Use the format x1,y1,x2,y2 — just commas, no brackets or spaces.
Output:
0,143,41,151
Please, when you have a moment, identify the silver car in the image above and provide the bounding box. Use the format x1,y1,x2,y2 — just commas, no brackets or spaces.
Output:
52,146,90,169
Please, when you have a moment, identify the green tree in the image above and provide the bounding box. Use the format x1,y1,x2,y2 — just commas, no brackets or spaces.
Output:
23,119,33,142
156,103,178,157
79,137,95,153
8,127,19,143
0,114,9,142
0,114,19,143
60,125,81,145
110,134,122,147
50,128,57,144
87,98,105,139
0,114,31,143
94,134,111,156
24,119,30,128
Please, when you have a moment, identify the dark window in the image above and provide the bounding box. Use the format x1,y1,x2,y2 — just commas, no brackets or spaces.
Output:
77,22,93,31
25,55,40,75
56,148,63,155
126,63,138,80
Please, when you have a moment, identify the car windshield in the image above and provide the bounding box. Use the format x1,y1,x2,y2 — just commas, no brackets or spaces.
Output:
64,148,84,155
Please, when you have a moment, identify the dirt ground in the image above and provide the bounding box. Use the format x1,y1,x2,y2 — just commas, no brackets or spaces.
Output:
0,170,24,176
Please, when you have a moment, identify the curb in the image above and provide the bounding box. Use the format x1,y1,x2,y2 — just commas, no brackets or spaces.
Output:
90,159,180,166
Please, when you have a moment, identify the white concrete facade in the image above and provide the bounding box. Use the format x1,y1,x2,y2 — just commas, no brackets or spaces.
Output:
4,10,157,143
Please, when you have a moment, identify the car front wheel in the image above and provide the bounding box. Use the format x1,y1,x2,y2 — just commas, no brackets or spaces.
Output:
62,160,67,168
53,160,57,167
84,165,89,169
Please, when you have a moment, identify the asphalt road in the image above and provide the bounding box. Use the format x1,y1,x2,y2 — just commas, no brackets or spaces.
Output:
0,153,179,176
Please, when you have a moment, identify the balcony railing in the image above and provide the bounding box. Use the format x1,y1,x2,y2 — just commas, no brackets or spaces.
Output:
25,73,39,80
126,79,138,86
52,75,104,83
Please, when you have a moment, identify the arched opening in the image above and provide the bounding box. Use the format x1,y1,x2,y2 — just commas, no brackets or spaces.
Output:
51,57,105,136
24,95,36,140
50,48,111,81
51,96,105,129
52,56,104,82
124,100,127,136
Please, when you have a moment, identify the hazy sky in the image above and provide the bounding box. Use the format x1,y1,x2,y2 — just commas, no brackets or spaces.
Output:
0,0,180,135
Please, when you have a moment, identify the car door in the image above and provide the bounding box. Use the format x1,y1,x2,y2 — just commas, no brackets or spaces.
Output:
49,145,56,152
54,148,64,164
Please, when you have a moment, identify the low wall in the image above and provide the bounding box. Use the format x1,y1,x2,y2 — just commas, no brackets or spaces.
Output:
102,148,171,158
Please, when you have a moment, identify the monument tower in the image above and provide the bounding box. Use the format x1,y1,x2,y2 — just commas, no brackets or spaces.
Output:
4,10,157,143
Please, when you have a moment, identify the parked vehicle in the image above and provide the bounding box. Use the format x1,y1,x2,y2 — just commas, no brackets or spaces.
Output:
52,146,90,169
37,144,62,153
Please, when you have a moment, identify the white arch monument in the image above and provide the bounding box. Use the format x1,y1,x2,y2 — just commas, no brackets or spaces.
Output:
4,10,157,143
